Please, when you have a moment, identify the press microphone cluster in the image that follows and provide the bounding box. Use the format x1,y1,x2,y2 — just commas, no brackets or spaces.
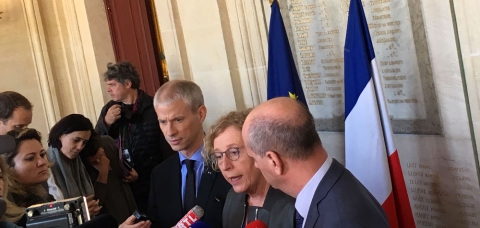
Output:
174,205,204,228
245,220,267,228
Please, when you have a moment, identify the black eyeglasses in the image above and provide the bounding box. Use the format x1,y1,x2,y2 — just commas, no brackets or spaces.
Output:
211,147,243,165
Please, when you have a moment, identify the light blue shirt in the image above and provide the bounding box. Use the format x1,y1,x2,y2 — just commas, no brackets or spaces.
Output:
178,145,205,203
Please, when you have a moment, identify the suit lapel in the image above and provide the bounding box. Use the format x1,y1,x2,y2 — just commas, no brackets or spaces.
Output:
168,155,184,217
197,165,217,208
304,159,344,228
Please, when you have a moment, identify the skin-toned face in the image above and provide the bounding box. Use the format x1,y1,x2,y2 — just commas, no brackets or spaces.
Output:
106,79,130,102
214,126,265,195
0,107,33,135
12,139,49,185
59,131,91,159
155,98,206,156
86,147,107,165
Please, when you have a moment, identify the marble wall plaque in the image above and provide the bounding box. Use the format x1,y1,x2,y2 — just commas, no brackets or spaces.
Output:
283,0,441,134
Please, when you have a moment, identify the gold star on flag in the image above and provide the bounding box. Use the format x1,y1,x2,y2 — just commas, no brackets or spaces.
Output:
289,92,298,100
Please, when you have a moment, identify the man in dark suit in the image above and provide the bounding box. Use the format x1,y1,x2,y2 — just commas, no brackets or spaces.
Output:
148,80,230,228
242,97,389,228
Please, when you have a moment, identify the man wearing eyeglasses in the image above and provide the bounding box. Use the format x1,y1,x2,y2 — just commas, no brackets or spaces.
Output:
0,91,33,135
148,80,230,228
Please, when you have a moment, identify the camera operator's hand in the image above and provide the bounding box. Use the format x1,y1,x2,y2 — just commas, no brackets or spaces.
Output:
105,104,121,127
123,168,138,183
86,195,102,216
119,215,151,228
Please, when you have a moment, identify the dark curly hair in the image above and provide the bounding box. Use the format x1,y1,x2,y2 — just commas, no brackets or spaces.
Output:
103,62,141,89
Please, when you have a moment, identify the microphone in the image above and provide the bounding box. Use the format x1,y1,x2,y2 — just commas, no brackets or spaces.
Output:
174,205,204,228
190,221,212,228
245,220,267,228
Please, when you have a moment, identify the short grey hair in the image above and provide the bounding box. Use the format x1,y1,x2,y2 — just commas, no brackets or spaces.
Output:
246,103,320,160
154,80,204,111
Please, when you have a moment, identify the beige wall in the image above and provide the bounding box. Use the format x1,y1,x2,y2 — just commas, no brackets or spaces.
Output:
0,0,51,141
0,0,114,141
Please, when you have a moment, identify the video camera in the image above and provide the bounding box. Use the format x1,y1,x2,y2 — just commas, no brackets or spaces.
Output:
25,196,90,228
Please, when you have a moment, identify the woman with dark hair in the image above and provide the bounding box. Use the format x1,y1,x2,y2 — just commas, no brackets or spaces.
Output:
47,114,105,216
79,133,137,223
47,114,137,223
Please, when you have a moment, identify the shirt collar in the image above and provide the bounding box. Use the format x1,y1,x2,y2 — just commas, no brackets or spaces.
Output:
295,156,333,219
179,144,204,164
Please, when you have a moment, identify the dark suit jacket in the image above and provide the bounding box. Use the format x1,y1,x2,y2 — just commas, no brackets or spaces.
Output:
304,159,390,228
222,186,295,228
148,154,231,228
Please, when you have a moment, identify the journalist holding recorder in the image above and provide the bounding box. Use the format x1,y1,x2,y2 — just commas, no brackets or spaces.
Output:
203,109,296,228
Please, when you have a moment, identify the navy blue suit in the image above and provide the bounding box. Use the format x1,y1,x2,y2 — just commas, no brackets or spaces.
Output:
304,159,390,228
148,154,231,228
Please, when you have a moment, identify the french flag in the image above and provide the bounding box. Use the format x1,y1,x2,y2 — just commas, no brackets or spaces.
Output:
344,0,415,227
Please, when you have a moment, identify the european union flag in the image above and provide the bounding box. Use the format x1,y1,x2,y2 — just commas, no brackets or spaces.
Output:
267,0,307,106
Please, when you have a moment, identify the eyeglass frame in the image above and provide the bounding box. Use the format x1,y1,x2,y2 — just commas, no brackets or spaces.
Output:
210,146,244,165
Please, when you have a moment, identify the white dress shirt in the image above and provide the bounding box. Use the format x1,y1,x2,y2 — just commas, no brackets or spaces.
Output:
295,156,333,228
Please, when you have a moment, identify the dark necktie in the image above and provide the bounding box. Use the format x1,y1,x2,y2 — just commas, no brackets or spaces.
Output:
295,210,304,228
184,159,196,213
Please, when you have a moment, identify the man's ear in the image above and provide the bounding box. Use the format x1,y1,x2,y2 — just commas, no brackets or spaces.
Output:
196,105,207,123
124,80,132,89
265,151,284,175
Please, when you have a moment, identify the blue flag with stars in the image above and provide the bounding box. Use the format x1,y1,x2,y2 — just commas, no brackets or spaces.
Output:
267,0,307,105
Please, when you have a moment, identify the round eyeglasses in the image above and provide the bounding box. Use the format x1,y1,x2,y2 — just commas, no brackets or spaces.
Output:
211,147,243,165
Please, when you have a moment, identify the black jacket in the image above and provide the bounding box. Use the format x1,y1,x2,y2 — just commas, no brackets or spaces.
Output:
148,154,231,228
222,187,296,228
95,90,174,193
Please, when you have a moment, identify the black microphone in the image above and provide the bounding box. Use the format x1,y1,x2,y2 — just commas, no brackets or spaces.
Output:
0,135,16,155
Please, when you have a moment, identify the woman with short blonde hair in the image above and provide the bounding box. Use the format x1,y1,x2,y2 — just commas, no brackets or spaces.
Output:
203,109,296,228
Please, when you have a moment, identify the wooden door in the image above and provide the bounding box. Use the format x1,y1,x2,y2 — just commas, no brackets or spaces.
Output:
104,0,165,96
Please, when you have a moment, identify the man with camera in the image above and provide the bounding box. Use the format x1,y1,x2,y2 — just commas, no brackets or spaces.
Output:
95,62,174,213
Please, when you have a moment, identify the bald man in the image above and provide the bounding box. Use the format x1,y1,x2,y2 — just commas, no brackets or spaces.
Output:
242,97,389,228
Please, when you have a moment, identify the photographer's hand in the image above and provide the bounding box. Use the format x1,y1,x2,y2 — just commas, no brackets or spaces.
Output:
123,168,138,183
119,215,151,228
105,104,121,127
